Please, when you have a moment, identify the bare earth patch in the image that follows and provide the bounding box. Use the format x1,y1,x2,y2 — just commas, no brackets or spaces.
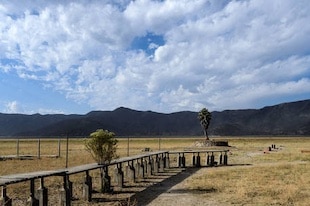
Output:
141,168,223,206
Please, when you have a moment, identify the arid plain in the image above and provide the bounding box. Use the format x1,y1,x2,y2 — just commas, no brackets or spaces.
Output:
0,137,309,205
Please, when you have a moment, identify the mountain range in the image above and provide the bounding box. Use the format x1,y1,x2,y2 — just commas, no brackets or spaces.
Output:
0,99,310,137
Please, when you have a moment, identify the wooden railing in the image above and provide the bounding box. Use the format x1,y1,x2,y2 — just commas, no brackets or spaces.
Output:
169,149,229,167
0,150,228,206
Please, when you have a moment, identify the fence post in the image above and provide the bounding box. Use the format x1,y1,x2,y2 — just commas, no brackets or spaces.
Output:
65,136,69,168
57,138,61,158
16,139,20,158
37,139,41,159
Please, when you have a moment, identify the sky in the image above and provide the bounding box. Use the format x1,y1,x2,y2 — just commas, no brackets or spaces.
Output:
0,0,310,114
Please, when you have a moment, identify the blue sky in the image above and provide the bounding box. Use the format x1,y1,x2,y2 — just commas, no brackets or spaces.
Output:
0,0,310,114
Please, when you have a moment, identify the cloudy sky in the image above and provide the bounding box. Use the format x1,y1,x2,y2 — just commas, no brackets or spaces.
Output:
0,0,309,114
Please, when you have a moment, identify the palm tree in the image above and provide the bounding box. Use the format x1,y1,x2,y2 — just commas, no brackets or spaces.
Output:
198,108,212,141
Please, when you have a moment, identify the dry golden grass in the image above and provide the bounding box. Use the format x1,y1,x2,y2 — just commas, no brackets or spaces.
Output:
185,137,310,206
1,136,310,205
186,163,310,205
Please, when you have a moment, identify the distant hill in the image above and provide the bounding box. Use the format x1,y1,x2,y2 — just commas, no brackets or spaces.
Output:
0,100,310,137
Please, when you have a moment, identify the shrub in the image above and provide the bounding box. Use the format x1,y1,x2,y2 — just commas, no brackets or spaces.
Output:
84,129,118,164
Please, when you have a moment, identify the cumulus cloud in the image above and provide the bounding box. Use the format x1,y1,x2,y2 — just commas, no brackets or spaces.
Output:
0,0,310,113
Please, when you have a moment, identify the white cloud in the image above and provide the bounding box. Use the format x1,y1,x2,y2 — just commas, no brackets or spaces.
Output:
0,0,310,113
2,100,66,114
4,101,23,113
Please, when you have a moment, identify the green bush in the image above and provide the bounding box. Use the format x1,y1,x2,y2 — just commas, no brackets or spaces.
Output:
84,129,118,164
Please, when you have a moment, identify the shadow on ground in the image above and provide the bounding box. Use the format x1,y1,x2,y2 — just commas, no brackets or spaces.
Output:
130,167,201,206
89,167,201,205
90,164,252,205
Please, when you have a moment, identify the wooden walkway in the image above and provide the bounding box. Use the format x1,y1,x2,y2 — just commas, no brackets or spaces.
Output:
0,150,228,206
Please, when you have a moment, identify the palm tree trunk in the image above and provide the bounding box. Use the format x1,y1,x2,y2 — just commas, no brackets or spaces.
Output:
204,130,209,141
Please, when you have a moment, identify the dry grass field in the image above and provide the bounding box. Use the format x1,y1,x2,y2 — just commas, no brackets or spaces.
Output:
181,137,310,206
0,136,310,205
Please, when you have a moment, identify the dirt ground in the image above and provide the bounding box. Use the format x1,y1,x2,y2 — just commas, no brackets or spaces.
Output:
132,167,221,206
73,167,223,206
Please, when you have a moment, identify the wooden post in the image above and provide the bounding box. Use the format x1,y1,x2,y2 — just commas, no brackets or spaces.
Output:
1,185,12,206
219,153,223,165
65,135,69,168
210,152,215,166
181,153,186,168
36,177,48,206
178,153,182,168
82,171,92,202
57,138,61,158
27,179,39,206
138,158,145,178
196,153,201,167
37,139,41,159
162,153,167,168
165,153,170,169
67,176,73,201
127,136,130,156
146,159,152,177
159,155,164,172
224,151,228,165
100,166,111,193
142,159,147,176
192,153,196,166
134,161,140,179
127,161,135,183
115,163,124,188
153,155,159,173
16,139,20,158
147,156,153,176
59,175,70,206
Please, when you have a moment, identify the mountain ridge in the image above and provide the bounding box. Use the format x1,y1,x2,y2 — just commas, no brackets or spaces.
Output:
1,99,310,137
